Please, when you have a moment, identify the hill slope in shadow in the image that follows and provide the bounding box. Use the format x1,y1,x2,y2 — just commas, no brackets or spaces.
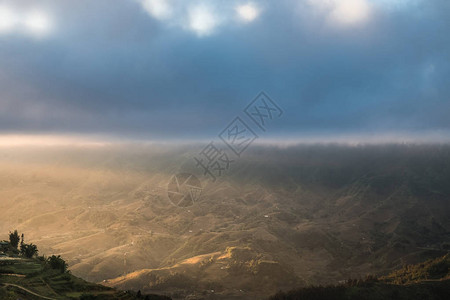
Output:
269,254,450,300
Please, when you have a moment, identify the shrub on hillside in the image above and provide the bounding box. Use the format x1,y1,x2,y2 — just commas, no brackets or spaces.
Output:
20,243,38,258
46,255,68,273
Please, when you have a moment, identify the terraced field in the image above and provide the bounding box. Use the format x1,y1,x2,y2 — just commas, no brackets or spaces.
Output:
0,256,169,299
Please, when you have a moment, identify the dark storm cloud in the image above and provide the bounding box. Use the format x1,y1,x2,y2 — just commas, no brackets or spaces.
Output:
0,0,449,139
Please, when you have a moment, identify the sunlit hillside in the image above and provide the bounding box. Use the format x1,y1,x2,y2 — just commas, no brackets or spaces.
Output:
1,143,449,299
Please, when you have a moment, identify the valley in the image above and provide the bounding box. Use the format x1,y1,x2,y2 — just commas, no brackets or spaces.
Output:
0,144,449,299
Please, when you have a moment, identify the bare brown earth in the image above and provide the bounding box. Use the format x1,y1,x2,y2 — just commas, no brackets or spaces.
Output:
0,144,449,299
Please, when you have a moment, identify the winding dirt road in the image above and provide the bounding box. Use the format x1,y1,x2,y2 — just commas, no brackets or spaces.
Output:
1,283,57,300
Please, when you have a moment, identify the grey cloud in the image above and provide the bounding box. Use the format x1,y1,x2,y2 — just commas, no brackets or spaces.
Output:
0,0,449,139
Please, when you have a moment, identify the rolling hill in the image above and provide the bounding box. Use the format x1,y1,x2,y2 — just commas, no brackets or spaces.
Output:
0,250,170,299
269,254,450,300
0,143,449,299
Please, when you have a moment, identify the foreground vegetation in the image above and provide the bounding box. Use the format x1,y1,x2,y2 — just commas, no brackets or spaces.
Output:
269,254,450,300
0,231,171,300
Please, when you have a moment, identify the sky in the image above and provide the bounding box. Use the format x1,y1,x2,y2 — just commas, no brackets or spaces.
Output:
0,0,449,142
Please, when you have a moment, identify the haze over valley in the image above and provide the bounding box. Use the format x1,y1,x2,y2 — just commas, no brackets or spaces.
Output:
1,143,449,299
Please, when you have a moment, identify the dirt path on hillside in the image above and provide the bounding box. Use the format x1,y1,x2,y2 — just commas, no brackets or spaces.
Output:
1,283,58,300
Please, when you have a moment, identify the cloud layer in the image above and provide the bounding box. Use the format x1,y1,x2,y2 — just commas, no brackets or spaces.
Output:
137,0,263,36
0,0,449,140
0,4,53,37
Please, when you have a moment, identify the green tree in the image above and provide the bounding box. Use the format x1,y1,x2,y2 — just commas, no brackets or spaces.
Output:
20,243,38,258
47,255,68,273
9,230,20,249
